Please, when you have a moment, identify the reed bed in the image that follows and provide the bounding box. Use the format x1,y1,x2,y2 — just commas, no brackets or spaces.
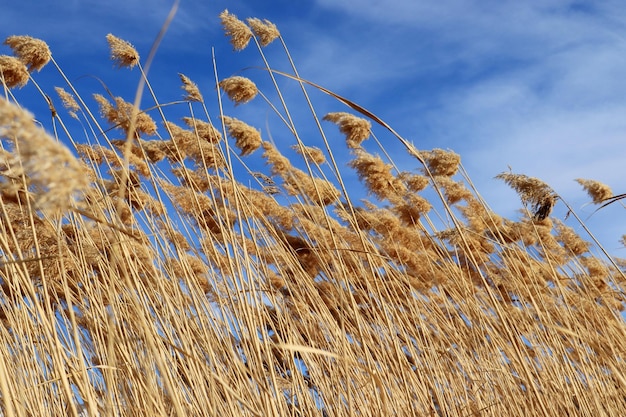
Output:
0,9,624,417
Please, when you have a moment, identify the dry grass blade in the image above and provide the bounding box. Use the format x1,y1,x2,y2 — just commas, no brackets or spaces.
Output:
263,68,425,160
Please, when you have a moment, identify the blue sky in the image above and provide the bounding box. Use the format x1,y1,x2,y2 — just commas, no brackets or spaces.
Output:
3,0,626,255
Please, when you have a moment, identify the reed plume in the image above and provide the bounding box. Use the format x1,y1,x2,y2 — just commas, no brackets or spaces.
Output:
496,171,556,220
94,94,157,137
220,10,253,51
179,73,203,102
576,178,613,204
55,86,80,119
0,55,29,88
106,33,140,68
4,35,51,72
324,112,371,149
0,98,88,212
221,116,262,156
247,17,281,46
219,76,258,105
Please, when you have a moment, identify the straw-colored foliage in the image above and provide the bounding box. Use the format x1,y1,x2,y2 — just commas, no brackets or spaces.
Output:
0,55,29,88
0,11,624,417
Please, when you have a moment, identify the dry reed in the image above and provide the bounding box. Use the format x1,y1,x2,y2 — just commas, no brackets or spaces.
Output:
55,86,80,119
105,33,140,68
4,35,51,72
220,10,253,51
0,11,624,417
0,98,89,213
219,76,258,105
178,73,203,102
247,18,281,47
0,55,29,88
576,178,613,204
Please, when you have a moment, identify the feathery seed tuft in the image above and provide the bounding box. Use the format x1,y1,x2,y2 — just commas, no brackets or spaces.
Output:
220,10,253,51
423,148,461,176
247,18,281,46
350,150,406,201
94,94,157,137
178,73,203,102
4,35,51,72
292,145,326,165
54,87,80,119
219,76,258,105
221,116,262,156
0,55,29,88
262,141,292,176
576,178,613,204
324,112,371,149
496,172,556,220
106,34,140,68
0,98,89,213
183,117,222,143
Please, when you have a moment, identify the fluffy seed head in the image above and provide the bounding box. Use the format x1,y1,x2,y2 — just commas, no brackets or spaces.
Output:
284,171,340,206
219,76,258,105
55,87,80,119
435,176,472,204
164,121,226,168
247,18,280,46
0,55,29,88
221,116,262,156
106,34,140,68
496,172,556,220
0,98,89,213
398,172,429,193
575,178,613,204
220,10,253,51
323,112,371,149
394,194,432,224
4,35,51,72
350,150,406,201
555,220,590,256
179,73,203,102
94,94,157,137
262,141,292,176
292,144,326,165
182,117,222,143
422,148,461,176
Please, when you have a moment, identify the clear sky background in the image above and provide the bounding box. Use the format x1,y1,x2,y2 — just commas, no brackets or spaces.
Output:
3,0,626,256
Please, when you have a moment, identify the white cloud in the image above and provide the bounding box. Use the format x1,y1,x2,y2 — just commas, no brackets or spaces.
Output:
304,0,626,250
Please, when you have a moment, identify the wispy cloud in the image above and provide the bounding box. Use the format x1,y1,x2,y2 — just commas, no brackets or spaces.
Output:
302,0,626,249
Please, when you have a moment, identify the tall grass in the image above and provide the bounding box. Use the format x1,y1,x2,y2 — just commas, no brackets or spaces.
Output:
0,10,625,417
